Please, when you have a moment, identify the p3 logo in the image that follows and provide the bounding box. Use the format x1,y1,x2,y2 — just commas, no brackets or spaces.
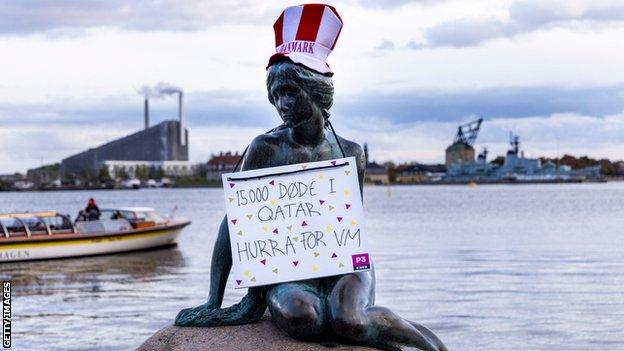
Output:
351,253,371,271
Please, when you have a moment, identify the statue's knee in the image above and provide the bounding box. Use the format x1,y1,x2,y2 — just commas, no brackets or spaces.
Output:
269,296,323,340
329,312,368,340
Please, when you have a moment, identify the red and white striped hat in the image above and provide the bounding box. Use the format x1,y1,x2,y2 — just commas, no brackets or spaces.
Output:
267,4,343,76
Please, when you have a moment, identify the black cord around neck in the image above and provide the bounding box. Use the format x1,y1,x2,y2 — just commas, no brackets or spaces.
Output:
326,119,346,158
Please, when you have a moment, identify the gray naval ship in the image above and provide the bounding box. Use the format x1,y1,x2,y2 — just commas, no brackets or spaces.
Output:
444,119,601,183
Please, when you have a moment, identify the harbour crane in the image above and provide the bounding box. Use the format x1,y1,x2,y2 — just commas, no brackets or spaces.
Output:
453,118,483,146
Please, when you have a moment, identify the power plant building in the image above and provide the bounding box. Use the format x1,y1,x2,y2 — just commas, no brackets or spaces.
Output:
61,121,188,176
61,89,190,178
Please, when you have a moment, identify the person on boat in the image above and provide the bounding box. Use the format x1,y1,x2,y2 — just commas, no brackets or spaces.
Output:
84,198,100,221
175,5,446,351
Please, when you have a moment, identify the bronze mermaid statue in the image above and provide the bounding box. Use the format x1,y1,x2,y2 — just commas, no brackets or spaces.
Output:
175,59,447,351
175,4,447,350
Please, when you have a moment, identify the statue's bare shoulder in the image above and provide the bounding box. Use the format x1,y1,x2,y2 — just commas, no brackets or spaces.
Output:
241,129,292,170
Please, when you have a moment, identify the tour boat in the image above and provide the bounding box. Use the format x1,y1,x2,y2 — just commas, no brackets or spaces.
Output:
0,207,190,262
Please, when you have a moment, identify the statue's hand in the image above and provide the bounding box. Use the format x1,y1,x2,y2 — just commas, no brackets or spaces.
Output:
175,288,267,327
174,302,227,327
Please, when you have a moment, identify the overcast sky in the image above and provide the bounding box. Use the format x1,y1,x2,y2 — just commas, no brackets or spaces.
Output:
1,0,624,173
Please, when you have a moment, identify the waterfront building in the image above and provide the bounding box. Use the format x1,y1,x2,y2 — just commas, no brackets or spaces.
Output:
615,161,624,176
445,142,475,169
0,173,24,184
205,152,241,181
366,162,389,185
61,120,188,178
395,164,446,184
102,160,196,179
363,143,390,184
26,163,61,186
0,173,27,190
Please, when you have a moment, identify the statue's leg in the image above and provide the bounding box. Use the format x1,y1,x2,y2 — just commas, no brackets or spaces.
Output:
267,281,325,341
327,273,447,351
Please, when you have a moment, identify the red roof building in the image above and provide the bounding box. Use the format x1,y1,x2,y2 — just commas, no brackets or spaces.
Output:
206,152,241,180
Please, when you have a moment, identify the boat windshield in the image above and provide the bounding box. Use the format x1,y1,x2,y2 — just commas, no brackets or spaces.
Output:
143,211,166,223
100,210,124,221
119,210,165,223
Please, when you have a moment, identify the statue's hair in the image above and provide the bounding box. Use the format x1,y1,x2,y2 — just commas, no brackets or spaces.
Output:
266,60,334,119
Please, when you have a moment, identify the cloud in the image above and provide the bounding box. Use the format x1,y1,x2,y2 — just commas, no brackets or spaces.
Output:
354,0,444,9
0,1,276,36
333,84,624,124
411,0,624,48
0,0,443,36
375,40,396,50
2,84,624,172
421,18,513,48
0,90,277,128
3,84,624,128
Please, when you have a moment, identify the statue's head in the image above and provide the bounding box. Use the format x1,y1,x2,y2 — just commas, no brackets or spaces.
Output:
267,60,334,128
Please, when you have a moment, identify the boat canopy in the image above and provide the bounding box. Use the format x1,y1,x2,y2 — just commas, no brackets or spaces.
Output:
0,211,74,238
0,211,57,219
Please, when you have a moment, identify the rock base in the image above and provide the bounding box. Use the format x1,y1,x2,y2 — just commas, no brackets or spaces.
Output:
137,316,377,351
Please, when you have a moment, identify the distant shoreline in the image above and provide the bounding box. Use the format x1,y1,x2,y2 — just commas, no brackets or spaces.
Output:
1,179,622,192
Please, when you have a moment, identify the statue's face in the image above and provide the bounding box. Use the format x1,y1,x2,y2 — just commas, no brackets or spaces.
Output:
269,76,322,128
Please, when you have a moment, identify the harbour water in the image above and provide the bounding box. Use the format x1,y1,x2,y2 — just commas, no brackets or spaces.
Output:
1,184,623,350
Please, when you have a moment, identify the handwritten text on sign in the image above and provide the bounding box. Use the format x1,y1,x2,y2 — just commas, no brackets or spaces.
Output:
222,157,370,288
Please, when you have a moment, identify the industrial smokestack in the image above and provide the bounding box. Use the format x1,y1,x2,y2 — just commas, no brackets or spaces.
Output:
144,98,149,130
178,91,185,146
139,82,185,143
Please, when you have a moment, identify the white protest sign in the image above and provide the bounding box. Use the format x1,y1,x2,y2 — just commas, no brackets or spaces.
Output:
222,156,371,288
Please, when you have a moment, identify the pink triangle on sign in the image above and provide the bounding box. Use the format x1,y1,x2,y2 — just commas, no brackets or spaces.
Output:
272,228,279,234
337,217,343,222
301,221,308,226
229,183,235,188
269,180,275,186
260,259,266,265
231,219,237,225
236,280,242,285
331,253,338,258
345,204,351,209
293,261,299,266
331,160,337,166
319,200,325,205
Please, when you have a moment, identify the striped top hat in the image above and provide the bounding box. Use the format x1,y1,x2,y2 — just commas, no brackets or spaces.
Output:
267,4,343,76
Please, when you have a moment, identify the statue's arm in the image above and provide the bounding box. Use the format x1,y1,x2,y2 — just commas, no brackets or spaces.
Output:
205,137,275,307
175,136,275,327
355,145,365,197
205,216,232,308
